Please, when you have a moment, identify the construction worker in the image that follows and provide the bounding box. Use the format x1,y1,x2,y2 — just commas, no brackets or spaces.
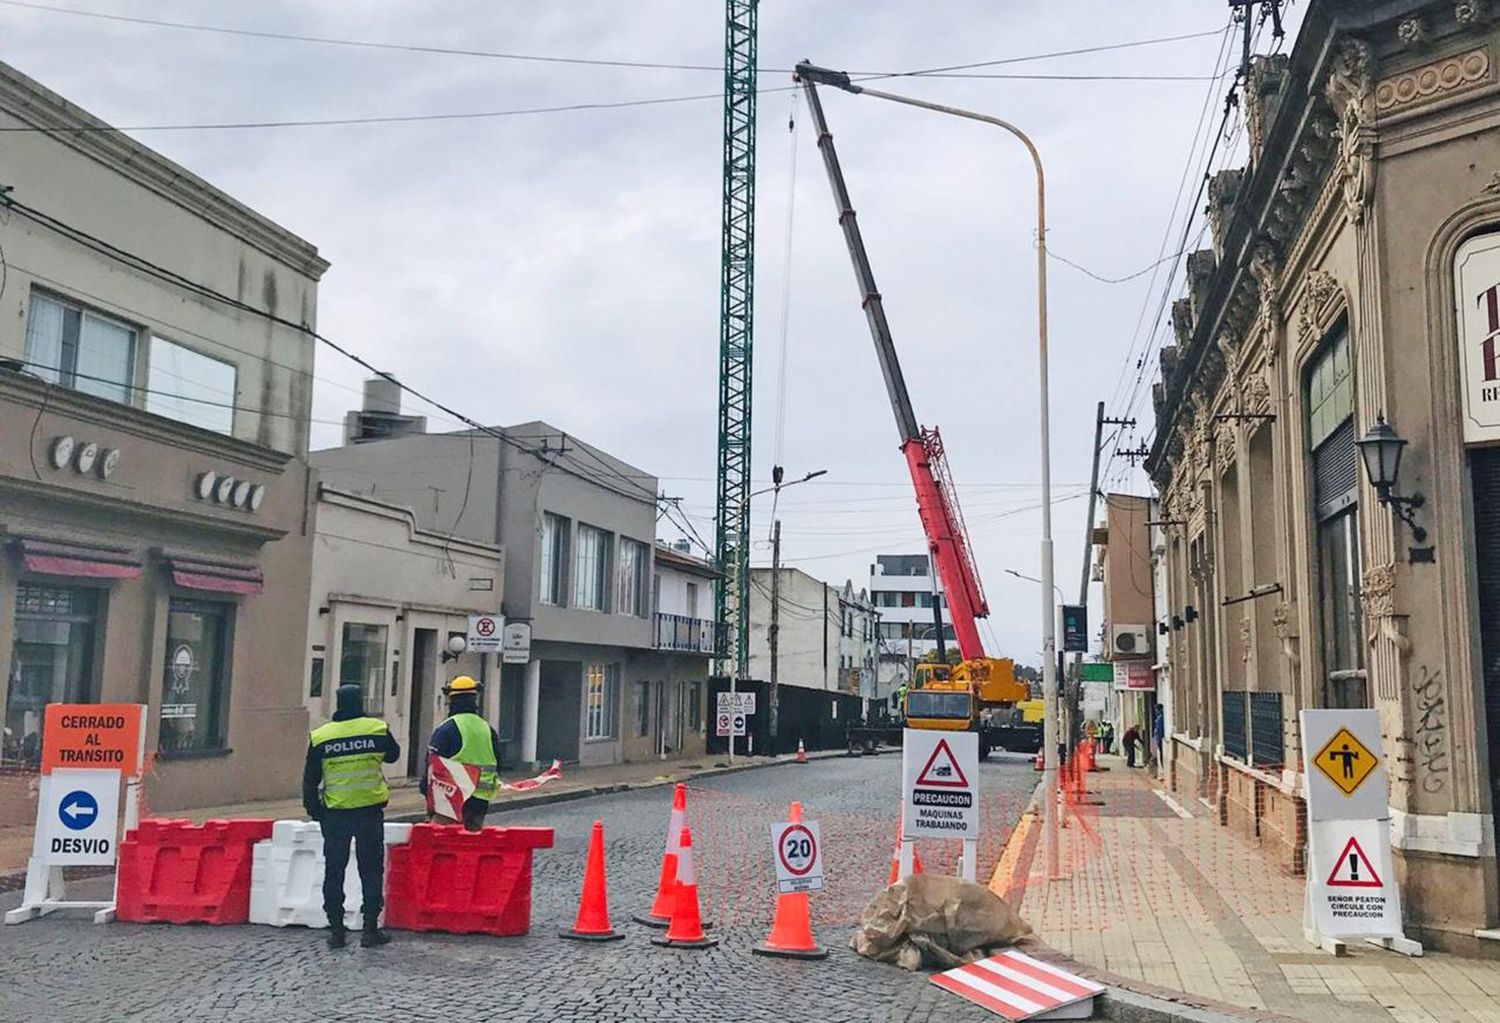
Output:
419,675,503,831
303,683,400,950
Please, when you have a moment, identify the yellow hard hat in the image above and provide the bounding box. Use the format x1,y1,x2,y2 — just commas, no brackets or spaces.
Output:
444,675,481,696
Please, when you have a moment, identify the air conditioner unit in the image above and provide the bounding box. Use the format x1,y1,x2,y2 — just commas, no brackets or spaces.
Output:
1111,624,1151,657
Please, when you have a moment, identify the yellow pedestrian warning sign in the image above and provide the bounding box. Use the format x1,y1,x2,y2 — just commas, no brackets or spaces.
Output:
1313,728,1378,796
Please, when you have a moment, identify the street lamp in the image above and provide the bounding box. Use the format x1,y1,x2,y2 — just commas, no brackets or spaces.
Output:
745,467,830,761
750,468,828,500
1356,413,1428,545
797,61,1061,879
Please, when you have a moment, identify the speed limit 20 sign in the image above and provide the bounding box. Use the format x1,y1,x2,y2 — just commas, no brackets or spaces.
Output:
770,818,824,894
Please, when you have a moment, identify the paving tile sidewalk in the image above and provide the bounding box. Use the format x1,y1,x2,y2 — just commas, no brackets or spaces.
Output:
0,750,834,882
996,755,1500,1023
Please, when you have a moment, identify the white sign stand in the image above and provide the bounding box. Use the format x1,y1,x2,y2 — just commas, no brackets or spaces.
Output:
5,713,146,925
1298,709,1422,958
899,729,979,883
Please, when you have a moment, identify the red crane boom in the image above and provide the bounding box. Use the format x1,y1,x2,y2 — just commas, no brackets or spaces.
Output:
798,68,990,662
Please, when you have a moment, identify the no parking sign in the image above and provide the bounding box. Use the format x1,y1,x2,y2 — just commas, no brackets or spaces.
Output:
769,818,824,894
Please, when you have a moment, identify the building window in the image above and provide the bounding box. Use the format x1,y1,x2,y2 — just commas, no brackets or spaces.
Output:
6,585,100,767
688,682,702,731
309,656,324,699
617,539,648,617
686,582,699,619
1306,327,1365,708
160,600,234,753
585,662,619,740
634,680,651,737
340,622,388,715
901,592,915,608
540,512,569,606
574,524,611,612
145,336,237,434
24,291,136,405
652,573,661,614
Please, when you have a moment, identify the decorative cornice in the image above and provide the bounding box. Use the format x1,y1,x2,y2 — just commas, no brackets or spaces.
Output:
1375,47,1492,116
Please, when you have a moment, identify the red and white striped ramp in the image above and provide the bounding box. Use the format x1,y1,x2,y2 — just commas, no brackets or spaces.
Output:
930,949,1104,1020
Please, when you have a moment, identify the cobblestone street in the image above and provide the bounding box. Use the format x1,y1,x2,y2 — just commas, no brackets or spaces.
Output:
0,755,1043,1023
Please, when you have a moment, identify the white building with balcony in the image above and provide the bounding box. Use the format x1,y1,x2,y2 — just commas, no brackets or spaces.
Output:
869,553,955,695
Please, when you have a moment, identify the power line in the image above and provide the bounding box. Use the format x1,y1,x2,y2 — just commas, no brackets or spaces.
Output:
0,2,1225,77
3,193,661,505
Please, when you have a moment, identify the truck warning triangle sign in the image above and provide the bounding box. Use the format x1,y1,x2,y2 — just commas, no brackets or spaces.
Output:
1326,835,1383,888
915,738,970,788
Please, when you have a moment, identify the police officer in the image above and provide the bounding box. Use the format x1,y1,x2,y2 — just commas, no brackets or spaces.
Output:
419,675,503,831
303,683,401,949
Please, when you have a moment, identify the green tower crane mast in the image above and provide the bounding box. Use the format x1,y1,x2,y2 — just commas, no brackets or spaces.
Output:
713,0,758,682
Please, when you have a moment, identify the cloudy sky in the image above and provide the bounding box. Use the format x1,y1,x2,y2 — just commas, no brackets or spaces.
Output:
1,0,1303,664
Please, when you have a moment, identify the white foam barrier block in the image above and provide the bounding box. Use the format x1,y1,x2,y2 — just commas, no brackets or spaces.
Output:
249,820,413,929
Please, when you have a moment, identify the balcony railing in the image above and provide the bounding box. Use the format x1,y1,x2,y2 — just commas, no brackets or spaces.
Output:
653,612,727,655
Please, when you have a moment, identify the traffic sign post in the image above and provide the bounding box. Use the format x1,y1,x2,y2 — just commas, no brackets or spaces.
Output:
7,703,146,926
770,819,824,894
900,729,979,881
467,613,504,655
1299,709,1420,956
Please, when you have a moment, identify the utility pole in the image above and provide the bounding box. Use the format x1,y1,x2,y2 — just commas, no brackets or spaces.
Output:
1074,404,1136,746
769,518,782,744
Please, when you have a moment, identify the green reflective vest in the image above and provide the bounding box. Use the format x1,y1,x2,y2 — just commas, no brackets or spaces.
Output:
450,712,499,802
311,716,390,810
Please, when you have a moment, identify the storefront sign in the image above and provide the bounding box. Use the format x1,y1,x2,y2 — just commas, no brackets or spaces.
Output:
39,703,144,776
1112,662,1154,691
1455,231,1500,443
501,622,532,664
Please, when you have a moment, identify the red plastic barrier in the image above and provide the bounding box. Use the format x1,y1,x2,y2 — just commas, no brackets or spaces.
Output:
384,823,555,936
117,818,274,925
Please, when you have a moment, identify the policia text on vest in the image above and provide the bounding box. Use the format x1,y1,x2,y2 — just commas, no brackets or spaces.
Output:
303,684,401,948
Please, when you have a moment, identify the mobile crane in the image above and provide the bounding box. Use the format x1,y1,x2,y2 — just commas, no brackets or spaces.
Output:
795,66,1036,760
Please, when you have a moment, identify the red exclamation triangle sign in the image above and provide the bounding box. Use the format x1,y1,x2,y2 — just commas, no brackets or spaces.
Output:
1326,836,1383,888
915,738,970,788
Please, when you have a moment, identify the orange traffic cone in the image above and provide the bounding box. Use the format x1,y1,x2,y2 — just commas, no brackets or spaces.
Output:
650,826,718,950
796,740,808,764
753,802,826,960
1034,750,1045,771
888,821,925,885
636,783,694,928
560,820,624,942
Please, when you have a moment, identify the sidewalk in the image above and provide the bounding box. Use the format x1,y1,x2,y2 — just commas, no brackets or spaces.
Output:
996,756,1500,1023
0,750,827,884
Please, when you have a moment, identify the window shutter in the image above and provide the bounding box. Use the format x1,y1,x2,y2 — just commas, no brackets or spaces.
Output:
1313,419,1358,521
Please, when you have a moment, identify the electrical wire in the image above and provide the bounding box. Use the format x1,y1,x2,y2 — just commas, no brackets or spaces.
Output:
4,194,662,505
0,3,1226,76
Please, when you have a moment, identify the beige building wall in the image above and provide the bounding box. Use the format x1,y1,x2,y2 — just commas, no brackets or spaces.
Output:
0,61,327,811
1146,3,1500,951
305,487,503,779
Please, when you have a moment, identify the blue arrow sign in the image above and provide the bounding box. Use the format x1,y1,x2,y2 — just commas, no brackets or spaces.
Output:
59,789,99,832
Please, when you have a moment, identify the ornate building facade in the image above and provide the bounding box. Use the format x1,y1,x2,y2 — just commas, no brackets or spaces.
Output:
1147,0,1500,950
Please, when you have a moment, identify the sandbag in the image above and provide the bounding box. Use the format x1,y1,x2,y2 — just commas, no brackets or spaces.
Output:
850,873,1031,970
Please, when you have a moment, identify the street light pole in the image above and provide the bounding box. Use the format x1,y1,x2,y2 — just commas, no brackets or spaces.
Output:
799,66,1059,879
752,468,827,751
